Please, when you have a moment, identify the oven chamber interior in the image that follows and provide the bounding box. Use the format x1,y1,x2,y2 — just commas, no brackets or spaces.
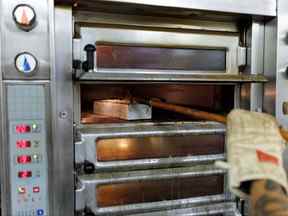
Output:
70,3,271,216
75,83,238,215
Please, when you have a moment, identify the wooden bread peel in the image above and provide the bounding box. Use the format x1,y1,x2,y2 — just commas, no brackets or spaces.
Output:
134,97,288,142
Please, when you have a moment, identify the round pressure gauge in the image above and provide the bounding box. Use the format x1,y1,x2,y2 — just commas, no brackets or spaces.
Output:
15,52,38,76
12,4,36,31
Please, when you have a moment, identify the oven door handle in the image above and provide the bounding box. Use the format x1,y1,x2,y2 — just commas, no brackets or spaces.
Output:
76,180,86,192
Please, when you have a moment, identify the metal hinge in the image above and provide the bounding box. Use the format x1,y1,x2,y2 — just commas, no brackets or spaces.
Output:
73,123,82,142
237,46,247,67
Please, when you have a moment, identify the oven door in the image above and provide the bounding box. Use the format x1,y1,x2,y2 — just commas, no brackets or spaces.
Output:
76,165,232,215
76,122,225,171
74,26,267,83
75,122,233,215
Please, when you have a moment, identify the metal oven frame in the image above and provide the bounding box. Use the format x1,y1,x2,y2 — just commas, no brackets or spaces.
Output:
1,0,288,215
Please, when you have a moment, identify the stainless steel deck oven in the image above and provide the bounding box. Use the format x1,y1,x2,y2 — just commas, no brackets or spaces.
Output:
0,0,286,216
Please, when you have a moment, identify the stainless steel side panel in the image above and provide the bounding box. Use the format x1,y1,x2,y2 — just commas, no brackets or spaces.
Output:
276,1,288,128
78,0,276,16
0,0,6,214
263,18,277,115
50,6,74,216
76,122,226,171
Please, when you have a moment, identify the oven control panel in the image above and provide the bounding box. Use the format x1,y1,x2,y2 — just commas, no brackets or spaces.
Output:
7,85,49,216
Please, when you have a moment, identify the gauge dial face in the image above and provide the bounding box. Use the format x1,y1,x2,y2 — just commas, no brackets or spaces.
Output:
15,53,38,76
13,4,36,31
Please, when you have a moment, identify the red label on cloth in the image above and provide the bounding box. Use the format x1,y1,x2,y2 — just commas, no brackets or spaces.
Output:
256,150,279,165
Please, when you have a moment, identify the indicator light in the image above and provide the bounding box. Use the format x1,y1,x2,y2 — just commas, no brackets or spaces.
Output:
31,123,40,132
21,8,29,25
18,171,32,179
12,4,36,31
16,124,31,133
37,209,44,216
18,186,26,194
15,52,38,76
16,140,31,148
33,186,40,193
23,57,31,71
32,154,42,163
17,155,32,164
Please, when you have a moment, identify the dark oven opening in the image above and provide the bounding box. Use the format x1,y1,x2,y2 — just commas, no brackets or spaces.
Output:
80,83,235,124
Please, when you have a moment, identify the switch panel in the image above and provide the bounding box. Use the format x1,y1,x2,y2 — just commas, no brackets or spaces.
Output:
7,85,49,216
1,0,50,80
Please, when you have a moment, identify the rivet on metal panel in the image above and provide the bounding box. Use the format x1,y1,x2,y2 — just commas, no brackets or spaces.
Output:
256,107,262,112
283,102,288,115
59,111,69,119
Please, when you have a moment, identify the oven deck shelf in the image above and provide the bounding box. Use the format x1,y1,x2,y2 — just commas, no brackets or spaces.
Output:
76,71,268,83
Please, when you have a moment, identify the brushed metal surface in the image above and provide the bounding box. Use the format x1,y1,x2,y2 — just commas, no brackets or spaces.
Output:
74,11,239,33
2,0,50,80
275,0,288,173
249,21,265,112
51,6,74,216
0,0,5,214
79,71,268,82
263,18,277,115
69,0,276,16
276,0,288,128
76,27,239,76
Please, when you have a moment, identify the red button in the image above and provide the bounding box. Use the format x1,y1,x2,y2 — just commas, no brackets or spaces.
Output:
16,140,31,148
18,171,32,179
33,186,40,193
17,155,32,164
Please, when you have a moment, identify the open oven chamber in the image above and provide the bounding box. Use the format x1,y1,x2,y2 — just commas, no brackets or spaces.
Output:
74,80,250,216
67,1,271,216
